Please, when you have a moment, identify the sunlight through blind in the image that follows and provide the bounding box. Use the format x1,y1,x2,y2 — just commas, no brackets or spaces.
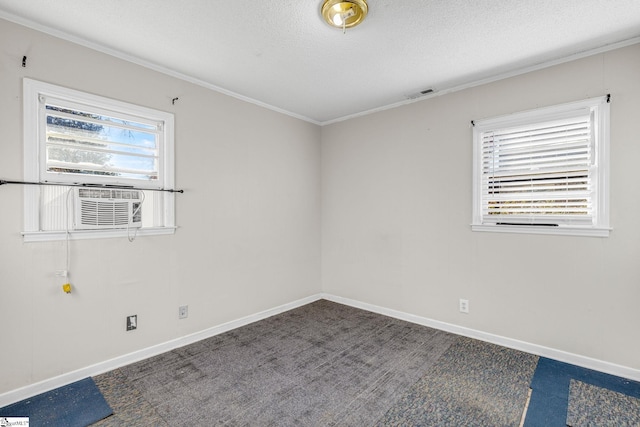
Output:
481,113,593,225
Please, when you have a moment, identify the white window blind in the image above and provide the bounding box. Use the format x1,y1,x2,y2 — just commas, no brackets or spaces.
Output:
472,96,610,236
481,113,593,225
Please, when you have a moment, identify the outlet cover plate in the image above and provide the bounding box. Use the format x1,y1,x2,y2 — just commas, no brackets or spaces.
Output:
179,305,188,319
126,315,137,331
459,299,469,314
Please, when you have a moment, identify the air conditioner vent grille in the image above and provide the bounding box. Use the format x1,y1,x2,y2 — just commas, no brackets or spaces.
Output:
75,188,142,229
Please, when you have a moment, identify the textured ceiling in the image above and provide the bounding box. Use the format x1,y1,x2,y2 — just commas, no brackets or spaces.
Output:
1,0,639,124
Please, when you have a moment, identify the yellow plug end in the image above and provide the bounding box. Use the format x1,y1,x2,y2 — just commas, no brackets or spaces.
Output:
62,283,72,294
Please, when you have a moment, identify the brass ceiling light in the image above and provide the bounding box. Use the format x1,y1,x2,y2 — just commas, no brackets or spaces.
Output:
321,0,368,32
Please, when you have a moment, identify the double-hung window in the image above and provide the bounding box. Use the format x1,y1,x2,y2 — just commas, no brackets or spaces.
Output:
23,78,176,241
472,96,610,237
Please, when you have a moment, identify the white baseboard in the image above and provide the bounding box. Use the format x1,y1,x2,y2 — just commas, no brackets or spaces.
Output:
0,293,323,408
321,293,640,382
3,291,638,408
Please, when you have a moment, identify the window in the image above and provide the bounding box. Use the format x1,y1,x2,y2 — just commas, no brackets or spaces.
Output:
472,96,610,237
23,78,176,241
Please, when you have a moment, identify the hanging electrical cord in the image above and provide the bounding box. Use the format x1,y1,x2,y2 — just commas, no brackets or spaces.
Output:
66,188,72,272
62,188,74,293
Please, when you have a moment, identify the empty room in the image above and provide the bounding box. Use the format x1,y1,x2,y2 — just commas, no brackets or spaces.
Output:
1,1,639,425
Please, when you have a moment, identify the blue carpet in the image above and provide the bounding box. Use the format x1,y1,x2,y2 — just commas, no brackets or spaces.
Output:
524,357,640,427
0,378,113,427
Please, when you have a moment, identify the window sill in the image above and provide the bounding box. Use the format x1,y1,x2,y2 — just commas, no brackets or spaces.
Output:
22,226,177,243
471,224,611,237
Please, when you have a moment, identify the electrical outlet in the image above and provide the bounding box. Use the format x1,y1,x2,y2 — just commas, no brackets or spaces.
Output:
459,299,469,314
126,315,137,331
179,305,188,319
55,270,68,278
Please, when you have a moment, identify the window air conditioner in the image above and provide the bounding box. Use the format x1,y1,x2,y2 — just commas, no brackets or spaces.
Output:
74,188,142,230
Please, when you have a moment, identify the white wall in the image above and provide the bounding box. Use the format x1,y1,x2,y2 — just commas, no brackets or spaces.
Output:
2,15,639,400
0,19,321,395
321,44,640,372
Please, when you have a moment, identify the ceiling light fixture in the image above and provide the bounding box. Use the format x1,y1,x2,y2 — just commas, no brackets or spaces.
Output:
321,0,368,33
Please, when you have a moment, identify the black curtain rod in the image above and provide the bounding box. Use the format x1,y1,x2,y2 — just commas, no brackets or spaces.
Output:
0,179,184,193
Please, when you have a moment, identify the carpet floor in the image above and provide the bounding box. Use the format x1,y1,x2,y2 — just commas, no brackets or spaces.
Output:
377,337,537,426
0,377,112,427
567,380,640,426
525,356,640,426
91,300,539,426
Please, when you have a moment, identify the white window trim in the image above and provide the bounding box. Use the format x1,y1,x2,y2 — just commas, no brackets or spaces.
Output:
22,227,177,243
471,96,611,237
23,78,176,242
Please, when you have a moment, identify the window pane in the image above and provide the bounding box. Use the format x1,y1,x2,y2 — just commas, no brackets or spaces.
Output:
472,97,609,233
45,105,159,181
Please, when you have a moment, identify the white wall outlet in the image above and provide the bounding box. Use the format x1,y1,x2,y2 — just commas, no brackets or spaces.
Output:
459,299,469,314
126,315,137,331
179,305,188,319
55,270,68,278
